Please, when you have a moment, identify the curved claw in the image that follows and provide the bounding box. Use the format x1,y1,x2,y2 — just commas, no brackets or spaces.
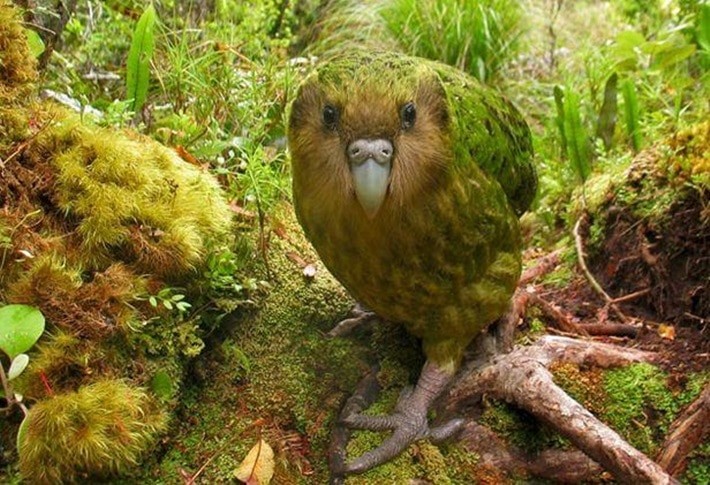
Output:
332,360,457,476
429,418,466,443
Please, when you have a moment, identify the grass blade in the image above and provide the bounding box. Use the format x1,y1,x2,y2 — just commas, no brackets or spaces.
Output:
553,85,567,157
563,88,592,182
621,78,642,152
596,72,619,151
126,4,157,114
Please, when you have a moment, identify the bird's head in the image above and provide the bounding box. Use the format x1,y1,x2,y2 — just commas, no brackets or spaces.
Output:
288,53,452,219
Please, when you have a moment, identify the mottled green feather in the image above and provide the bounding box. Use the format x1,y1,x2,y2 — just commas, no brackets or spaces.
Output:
289,51,536,367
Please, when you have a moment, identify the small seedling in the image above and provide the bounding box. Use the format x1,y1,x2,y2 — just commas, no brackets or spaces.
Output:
0,304,45,449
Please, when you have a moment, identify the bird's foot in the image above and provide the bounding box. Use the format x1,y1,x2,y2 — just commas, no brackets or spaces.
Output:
336,360,463,475
327,302,379,338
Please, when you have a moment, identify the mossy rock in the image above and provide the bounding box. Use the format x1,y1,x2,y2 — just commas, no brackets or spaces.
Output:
579,122,709,324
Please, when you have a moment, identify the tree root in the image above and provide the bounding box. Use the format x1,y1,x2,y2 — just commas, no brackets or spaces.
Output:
655,382,710,475
445,335,678,484
460,421,605,482
574,215,631,323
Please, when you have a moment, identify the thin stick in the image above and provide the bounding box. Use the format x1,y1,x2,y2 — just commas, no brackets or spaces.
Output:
573,215,629,322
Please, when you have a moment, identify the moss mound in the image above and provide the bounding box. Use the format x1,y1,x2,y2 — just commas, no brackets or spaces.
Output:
583,122,709,325
123,207,480,484
19,379,167,483
0,4,233,481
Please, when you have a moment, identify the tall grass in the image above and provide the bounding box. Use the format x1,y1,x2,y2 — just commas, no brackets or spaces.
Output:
380,0,523,82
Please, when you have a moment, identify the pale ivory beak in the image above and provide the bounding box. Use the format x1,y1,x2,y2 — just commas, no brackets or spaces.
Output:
347,139,393,218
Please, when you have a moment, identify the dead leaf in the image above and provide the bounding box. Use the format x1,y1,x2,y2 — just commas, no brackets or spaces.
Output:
234,439,274,485
658,324,675,340
175,145,200,166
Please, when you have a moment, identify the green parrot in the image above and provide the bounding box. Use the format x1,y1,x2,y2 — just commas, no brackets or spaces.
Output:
288,50,536,474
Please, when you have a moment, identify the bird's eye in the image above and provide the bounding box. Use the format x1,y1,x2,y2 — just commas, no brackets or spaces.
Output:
322,104,339,130
400,102,417,130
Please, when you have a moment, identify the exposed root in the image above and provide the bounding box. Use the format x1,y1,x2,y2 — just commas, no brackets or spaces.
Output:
655,383,710,476
520,249,562,285
525,290,589,335
574,215,630,323
460,421,605,482
583,322,639,338
446,335,676,484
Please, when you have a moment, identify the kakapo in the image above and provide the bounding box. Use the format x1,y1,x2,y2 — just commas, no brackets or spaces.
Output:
288,51,536,474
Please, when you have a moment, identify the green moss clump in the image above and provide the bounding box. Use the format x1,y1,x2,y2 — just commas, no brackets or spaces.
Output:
602,363,705,456
23,111,231,277
683,442,710,485
0,4,236,481
19,379,167,483
0,4,37,102
480,400,566,453
0,4,38,157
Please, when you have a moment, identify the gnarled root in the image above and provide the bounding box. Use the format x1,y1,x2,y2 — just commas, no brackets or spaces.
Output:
445,335,679,484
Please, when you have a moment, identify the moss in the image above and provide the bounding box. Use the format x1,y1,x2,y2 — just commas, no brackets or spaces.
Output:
441,443,479,483
602,363,707,456
479,400,566,453
583,121,710,254
0,7,235,479
683,442,710,485
550,361,606,416
118,207,480,483
18,379,167,483
0,4,38,104
23,111,232,277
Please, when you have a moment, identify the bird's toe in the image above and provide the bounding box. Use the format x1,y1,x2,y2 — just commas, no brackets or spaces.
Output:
429,417,465,443
326,303,378,338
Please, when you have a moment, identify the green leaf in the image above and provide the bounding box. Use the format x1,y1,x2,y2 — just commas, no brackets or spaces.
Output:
17,413,29,453
562,88,592,182
698,5,710,51
652,43,696,70
163,300,173,310
8,353,29,380
24,29,45,58
553,85,567,156
150,370,173,401
126,4,157,113
621,78,642,152
0,305,45,359
596,72,618,151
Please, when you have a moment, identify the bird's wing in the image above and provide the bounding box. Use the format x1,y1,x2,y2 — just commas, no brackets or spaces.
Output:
433,62,537,216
